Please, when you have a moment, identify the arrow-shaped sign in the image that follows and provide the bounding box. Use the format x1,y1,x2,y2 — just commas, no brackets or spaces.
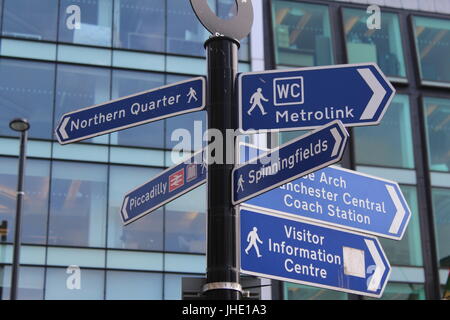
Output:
121,149,207,225
239,207,391,298
232,120,349,205
238,63,395,133
55,77,206,144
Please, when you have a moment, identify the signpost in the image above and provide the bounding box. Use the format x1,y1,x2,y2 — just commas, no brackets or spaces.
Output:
121,149,207,225
232,120,349,205
238,63,395,133
239,207,391,298
55,77,206,144
243,164,411,240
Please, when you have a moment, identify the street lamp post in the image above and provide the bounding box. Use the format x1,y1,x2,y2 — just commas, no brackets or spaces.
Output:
9,118,30,300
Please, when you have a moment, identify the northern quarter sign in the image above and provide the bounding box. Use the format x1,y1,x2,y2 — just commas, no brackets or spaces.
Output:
243,164,411,241
240,207,391,298
232,120,349,205
238,63,395,133
55,77,205,144
121,149,207,225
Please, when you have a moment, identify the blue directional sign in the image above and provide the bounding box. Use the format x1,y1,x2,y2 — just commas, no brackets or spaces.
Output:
55,77,206,144
239,207,391,298
232,120,349,205
238,63,395,133
121,149,207,225
239,145,411,240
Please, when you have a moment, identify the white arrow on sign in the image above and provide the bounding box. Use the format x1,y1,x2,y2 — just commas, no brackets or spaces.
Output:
330,127,343,157
358,68,387,121
121,196,129,220
386,184,406,235
59,117,70,140
365,239,388,292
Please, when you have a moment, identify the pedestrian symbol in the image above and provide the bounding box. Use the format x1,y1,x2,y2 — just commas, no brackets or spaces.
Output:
237,174,245,192
244,227,263,258
187,87,198,103
248,88,268,116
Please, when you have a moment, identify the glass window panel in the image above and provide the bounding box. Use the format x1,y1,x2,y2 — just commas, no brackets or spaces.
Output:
2,0,58,41
431,188,450,268
45,267,104,300
343,9,406,78
113,0,165,52
0,158,50,245
54,64,110,144
413,16,450,84
0,59,55,140
106,271,162,300
355,94,414,169
423,97,450,172
165,185,206,254
0,266,45,300
110,69,165,148
365,282,425,300
59,0,112,47
48,161,108,248
108,165,163,251
166,0,212,57
284,282,347,300
272,1,333,67
164,273,203,300
379,186,423,267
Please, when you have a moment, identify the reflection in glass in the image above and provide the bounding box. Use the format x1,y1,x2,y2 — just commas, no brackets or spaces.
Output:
54,64,110,144
48,161,107,248
423,97,450,172
108,165,163,251
355,95,414,169
0,158,50,245
365,282,425,300
2,0,58,41
59,0,112,47
111,69,165,148
343,9,405,78
167,0,212,57
431,188,450,268
413,16,450,84
0,59,55,140
45,267,104,300
106,271,162,300
379,186,423,267
285,282,347,300
0,266,45,300
113,0,165,52
272,1,333,67
165,185,206,253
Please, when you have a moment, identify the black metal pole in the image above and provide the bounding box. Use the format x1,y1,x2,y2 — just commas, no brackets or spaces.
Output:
204,35,241,300
10,129,27,300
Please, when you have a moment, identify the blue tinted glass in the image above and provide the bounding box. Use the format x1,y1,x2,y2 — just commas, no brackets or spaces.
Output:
365,282,425,300
106,271,163,300
113,0,165,52
108,165,163,251
0,157,50,245
0,266,45,300
2,0,58,41
45,267,104,300
48,161,108,247
0,59,55,140
431,187,450,268
54,64,110,144
110,69,165,148
59,0,112,47
167,0,211,56
284,282,347,300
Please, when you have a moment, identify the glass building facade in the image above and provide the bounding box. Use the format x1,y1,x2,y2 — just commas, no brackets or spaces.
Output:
0,0,448,300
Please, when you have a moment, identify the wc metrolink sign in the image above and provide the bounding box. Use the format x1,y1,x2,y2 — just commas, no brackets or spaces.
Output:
55,77,205,144
232,120,349,205
121,149,207,225
238,63,395,133
239,207,391,298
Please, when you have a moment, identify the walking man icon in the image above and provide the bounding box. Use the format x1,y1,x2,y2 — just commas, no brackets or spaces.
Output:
245,227,263,258
187,87,198,103
237,174,245,192
248,88,268,116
